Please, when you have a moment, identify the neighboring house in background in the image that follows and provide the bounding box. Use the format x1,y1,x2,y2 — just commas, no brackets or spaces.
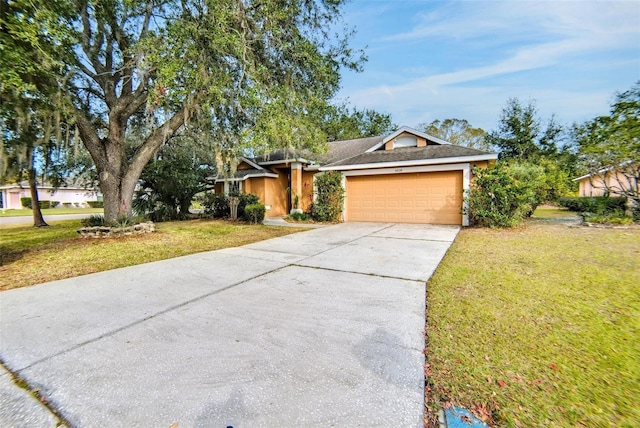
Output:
574,161,638,198
0,182,101,209
215,126,497,225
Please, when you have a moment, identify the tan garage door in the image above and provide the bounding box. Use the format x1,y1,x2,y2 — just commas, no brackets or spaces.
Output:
346,171,463,225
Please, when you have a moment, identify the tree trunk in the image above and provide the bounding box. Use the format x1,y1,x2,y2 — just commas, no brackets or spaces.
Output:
179,199,191,217
98,168,138,223
27,147,48,228
76,107,187,224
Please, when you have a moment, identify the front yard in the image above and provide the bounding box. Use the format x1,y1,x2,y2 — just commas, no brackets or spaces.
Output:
426,221,639,426
0,219,303,290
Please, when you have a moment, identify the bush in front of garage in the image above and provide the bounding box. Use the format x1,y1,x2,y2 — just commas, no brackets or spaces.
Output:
311,171,344,222
467,163,543,227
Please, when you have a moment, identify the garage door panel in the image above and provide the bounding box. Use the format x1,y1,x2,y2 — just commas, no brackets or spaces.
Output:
346,171,462,225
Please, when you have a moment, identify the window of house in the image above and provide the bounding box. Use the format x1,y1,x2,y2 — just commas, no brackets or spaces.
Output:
394,135,418,148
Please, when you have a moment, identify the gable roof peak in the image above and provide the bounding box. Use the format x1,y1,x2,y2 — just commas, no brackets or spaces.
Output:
365,126,451,152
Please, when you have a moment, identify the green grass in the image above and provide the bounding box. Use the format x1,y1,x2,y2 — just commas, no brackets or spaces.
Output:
0,219,303,290
531,205,576,219
0,208,103,217
427,223,640,427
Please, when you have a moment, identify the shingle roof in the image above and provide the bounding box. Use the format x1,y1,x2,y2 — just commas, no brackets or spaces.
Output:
325,145,495,167
250,135,385,166
249,128,496,169
320,135,385,164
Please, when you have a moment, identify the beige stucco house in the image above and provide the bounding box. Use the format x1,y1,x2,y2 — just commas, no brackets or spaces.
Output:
574,162,638,198
214,127,497,226
0,183,101,210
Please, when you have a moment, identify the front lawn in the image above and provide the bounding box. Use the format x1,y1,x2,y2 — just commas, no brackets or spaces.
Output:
426,223,640,427
0,219,303,290
530,205,575,219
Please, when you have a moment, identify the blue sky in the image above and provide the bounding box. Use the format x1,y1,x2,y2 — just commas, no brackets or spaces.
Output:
335,0,640,132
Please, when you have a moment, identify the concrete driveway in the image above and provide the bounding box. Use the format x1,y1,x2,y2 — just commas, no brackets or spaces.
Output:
0,222,459,427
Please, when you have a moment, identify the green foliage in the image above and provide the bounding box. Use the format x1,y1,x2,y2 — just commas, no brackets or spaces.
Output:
202,192,260,220
1,0,90,222
20,197,32,209
19,197,54,210
487,98,564,161
318,103,397,141
133,142,214,222
236,193,260,220
87,201,104,208
558,197,627,215
289,212,309,221
508,163,547,216
419,118,489,150
311,171,344,222
3,0,362,222
80,214,143,228
81,214,106,227
582,212,634,225
109,215,143,228
486,98,578,201
574,83,640,206
244,204,266,224
536,158,573,202
467,163,543,227
203,193,230,218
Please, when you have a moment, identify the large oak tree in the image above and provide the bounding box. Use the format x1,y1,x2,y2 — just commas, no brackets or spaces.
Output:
2,0,361,221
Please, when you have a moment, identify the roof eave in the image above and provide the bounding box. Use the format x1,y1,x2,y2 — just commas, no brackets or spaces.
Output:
257,157,310,166
319,154,498,172
215,172,279,182
239,157,266,171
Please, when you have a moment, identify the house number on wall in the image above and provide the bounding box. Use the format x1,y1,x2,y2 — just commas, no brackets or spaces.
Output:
395,168,403,172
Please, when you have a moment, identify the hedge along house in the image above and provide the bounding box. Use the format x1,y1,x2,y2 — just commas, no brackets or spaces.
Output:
214,126,497,225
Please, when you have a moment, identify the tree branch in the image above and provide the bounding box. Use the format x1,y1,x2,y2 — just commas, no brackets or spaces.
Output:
73,108,106,169
124,107,189,185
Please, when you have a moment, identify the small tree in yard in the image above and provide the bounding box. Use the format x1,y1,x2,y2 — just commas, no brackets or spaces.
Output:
133,146,214,222
484,97,580,203
312,171,344,222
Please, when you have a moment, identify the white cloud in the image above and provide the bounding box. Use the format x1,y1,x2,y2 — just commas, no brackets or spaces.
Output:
385,1,639,44
338,0,640,130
